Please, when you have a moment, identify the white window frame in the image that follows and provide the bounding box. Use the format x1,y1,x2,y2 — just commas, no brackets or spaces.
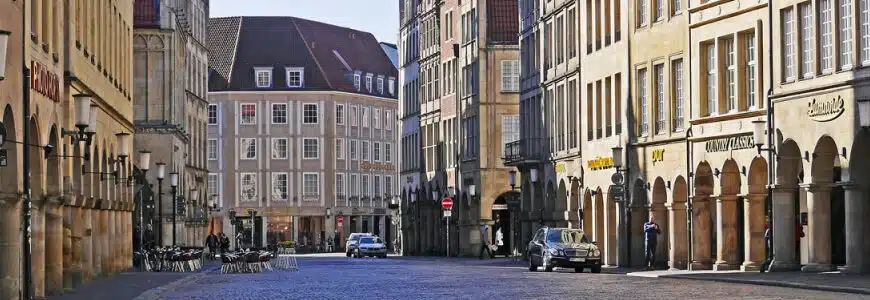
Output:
350,140,358,160
336,104,345,125
302,103,319,124
255,67,272,88
801,4,814,78
362,107,370,127
240,138,257,160
272,103,288,124
240,173,258,202
654,64,666,134
271,172,289,201
385,143,392,162
303,138,320,159
500,60,519,92
745,33,757,109
840,0,854,69
377,77,385,94
385,110,393,129
336,138,345,160
373,142,381,162
208,104,218,125
361,174,370,197
286,67,304,88
354,73,361,90
388,78,396,95
501,115,519,156
207,139,218,160
208,173,220,205
385,175,393,196
638,68,649,136
673,59,685,131
373,175,381,196
706,43,717,115
374,108,381,129
819,1,834,73
351,106,359,126
724,38,736,112
638,0,649,26
240,103,257,125
350,174,359,197
336,173,346,198
366,74,373,92
271,138,288,160
860,0,870,65
361,140,370,161
302,172,320,196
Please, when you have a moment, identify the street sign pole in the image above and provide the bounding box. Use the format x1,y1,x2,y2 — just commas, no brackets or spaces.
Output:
446,213,450,257
441,197,454,257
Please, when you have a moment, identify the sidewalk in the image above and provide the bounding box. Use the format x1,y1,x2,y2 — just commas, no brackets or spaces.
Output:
47,261,220,300
627,269,870,295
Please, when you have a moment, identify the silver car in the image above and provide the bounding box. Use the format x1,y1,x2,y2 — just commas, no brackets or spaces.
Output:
354,236,388,258
345,233,372,257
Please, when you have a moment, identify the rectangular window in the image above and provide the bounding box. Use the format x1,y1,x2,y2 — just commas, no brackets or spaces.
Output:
841,0,854,69
208,174,219,202
272,103,288,124
801,4,814,78
240,138,257,160
385,143,392,162
336,104,345,125
350,140,358,160
783,8,796,81
241,103,257,125
351,106,358,126
638,68,649,136
255,68,271,88
724,38,736,112
673,0,681,15
286,67,304,88
336,173,345,198
362,107,370,127
354,74,361,90
385,176,393,196
745,33,757,108
240,173,258,202
386,110,393,129
501,114,520,155
302,138,320,159
207,139,218,160
655,0,663,21
361,141,370,161
350,174,358,197
861,0,870,64
303,104,319,124
208,104,218,125
271,173,289,201
361,175,369,198
366,75,373,92
336,138,345,160
271,138,288,160
303,173,319,196
388,78,396,95
374,109,381,129
672,59,684,131
654,64,665,134
819,0,833,72
377,77,384,94
638,0,648,26
374,175,381,197
706,43,717,115
501,60,520,92
374,142,381,162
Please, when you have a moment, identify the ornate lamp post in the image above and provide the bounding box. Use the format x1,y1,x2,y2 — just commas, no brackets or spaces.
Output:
611,145,630,265
170,171,179,246
137,150,152,253
228,209,237,250
155,162,166,246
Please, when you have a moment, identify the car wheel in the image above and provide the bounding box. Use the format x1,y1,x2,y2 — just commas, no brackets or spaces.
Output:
543,252,554,272
574,268,584,273
591,265,602,273
544,266,554,272
527,252,537,272
346,252,352,257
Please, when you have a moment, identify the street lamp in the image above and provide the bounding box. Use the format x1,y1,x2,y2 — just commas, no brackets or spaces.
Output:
508,171,517,190
228,209,237,250
137,150,152,254
859,99,870,128
170,171,179,246
0,30,8,80
155,162,166,246
611,145,632,265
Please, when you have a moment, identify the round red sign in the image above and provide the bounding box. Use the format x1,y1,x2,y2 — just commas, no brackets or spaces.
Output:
442,197,454,209
337,216,344,223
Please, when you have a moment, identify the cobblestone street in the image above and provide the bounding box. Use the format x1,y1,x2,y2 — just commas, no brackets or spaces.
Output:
69,254,864,300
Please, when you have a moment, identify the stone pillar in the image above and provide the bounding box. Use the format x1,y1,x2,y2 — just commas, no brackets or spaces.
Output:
111,210,119,272
0,196,22,300
690,197,713,270
667,201,688,270
603,200,616,266
31,200,46,297
629,205,646,267
651,205,668,268
44,199,64,296
100,209,110,277
842,183,869,273
742,194,766,271
714,195,740,270
616,200,629,267
106,210,115,274
63,206,72,292
769,185,800,271
801,184,836,272
71,206,84,287
84,208,95,279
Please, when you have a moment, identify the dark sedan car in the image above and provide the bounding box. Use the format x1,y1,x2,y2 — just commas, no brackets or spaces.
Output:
527,227,602,273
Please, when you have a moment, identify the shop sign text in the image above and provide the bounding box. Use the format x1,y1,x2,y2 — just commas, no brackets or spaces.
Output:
31,61,61,102
705,135,754,153
652,149,665,163
587,157,614,170
807,95,845,122
555,163,566,173
361,162,395,171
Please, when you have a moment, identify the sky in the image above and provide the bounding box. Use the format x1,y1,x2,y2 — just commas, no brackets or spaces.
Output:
209,0,399,44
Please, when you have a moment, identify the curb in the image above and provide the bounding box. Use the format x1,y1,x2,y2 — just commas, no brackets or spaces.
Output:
133,265,221,300
661,275,870,295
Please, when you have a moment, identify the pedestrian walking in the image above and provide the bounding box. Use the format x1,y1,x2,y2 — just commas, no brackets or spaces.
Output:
478,225,494,259
205,232,218,259
219,233,230,253
495,227,504,256
643,215,661,270
760,219,772,273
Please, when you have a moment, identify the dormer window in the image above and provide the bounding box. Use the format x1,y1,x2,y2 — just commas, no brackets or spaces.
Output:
366,74,373,92
354,73,361,90
286,67,304,88
377,77,384,94
255,67,272,88
388,78,395,95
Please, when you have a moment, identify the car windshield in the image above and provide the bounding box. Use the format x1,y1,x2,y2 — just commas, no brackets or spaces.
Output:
545,230,591,244
360,237,381,244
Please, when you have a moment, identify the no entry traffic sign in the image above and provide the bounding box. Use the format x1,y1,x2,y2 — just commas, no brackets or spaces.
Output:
442,197,453,209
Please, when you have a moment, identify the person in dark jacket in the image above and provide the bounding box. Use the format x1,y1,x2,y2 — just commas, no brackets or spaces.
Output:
760,220,772,273
643,215,661,270
206,233,218,258
478,225,494,259
218,233,230,253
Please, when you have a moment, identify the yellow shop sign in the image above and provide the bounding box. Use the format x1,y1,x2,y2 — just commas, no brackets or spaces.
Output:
652,149,665,163
586,157,614,170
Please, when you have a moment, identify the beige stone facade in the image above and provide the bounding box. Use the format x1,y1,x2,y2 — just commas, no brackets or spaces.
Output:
0,0,136,298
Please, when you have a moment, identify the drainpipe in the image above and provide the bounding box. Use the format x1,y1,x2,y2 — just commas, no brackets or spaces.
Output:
765,0,776,265
22,0,34,297
686,7,695,271
624,20,633,268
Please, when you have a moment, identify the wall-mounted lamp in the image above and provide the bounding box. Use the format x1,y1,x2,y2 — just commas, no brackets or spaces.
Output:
508,170,517,190
804,151,810,161
0,30,9,81
842,147,848,158
714,168,721,177
666,181,671,190
530,169,538,183
644,182,651,190
61,96,98,149
751,120,776,156
859,99,870,129
741,166,747,176
590,190,598,197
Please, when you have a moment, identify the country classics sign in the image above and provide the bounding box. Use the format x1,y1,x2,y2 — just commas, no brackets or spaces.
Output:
807,95,845,122
30,61,61,102
586,157,614,170
705,135,754,153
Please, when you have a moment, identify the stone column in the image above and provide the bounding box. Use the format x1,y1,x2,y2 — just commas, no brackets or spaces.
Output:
742,194,766,271
651,205,668,268
691,197,713,270
769,185,800,271
0,196,22,300
71,206,84,287
31,200,46,297
842,183,869,273
106,210,115,274
44,199,64,296
801,184,836,272
603,200,616,266
714,195,740,270
63,206,72,292
84,208,95,279
616,200,629,267
629,205,646,268
667,201,688,270
111,210,119,272
100,209,110,277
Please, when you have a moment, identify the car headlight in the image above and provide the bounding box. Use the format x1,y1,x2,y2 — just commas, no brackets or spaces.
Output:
547,248,559,255
592,249,601,257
